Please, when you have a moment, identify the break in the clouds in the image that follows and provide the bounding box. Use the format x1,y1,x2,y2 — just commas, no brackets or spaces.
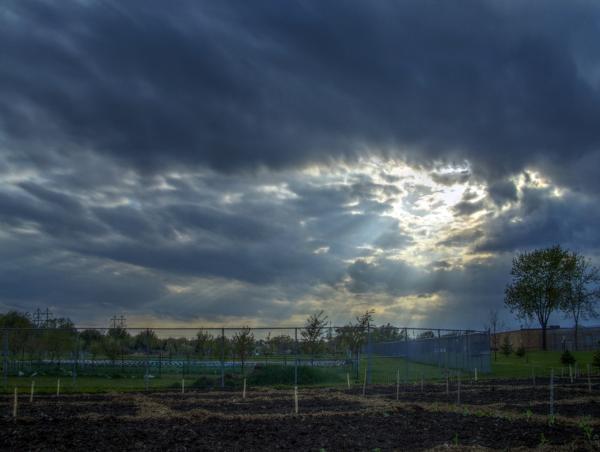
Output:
1,0,600,328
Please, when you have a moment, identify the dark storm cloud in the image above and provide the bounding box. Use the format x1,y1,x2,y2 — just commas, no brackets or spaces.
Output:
430,170,470,186
345,255,515,328
0,236,167,317
0,166,404,320
453,199,487,217
2,0,600,327
1,0,600,190
487,179,518,205
477,187,600,253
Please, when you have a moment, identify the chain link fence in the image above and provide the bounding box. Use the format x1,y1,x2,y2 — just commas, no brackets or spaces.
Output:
1,325,490,392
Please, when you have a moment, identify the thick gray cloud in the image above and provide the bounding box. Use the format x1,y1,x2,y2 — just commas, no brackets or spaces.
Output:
477,187,600,254
1,0,600,190
1,0,600,327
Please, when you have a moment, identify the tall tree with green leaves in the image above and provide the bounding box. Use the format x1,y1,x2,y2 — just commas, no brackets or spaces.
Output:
561,252,600,350
0,311,34,359
505,245,571,350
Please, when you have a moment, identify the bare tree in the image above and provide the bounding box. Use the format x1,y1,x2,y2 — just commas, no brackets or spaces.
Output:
195,330,213,357
561,253,600,350
232,326,255,372
301,311,328,356
336,310,374,376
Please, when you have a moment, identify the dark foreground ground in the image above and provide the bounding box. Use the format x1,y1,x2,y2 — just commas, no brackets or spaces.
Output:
2,379,600,451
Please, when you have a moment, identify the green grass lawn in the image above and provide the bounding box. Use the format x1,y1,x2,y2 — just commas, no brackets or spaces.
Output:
2,374,189,394
491,350,597,378
2,350,598,393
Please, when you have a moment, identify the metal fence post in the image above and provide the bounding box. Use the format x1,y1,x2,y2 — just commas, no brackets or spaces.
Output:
367,322,372,385
72,330,79,385
437,329,442,373
220,328,225,389
144,329,149,391
2,329,8,387
294,327,298,387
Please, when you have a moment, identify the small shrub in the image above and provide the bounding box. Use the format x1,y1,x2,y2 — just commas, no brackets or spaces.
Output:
452,433,459,446
579,417,594,442
515,346,526,358
560,350,576,366
500,336,512,357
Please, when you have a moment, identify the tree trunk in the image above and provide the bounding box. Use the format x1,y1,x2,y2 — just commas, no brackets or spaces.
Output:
541,323,547,351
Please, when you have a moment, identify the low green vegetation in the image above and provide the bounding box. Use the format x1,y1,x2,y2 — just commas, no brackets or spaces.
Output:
2,349,599,393
491,350,596,378
248,365,344,386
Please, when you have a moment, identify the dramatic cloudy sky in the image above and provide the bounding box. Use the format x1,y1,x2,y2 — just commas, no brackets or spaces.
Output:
1,0,600,328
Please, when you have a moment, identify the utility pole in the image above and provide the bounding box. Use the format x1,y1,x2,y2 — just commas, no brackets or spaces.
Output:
110,315,127,329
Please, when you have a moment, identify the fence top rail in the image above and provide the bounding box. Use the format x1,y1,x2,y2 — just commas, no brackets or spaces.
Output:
0,326,487,333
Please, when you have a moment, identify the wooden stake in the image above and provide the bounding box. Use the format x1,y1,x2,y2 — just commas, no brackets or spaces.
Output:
242,378,246,399
474,368,478,382
549,368,554,417
293,385,298,414
569,365,573,384
362,367,367,397
30,381,34,403
445,372,449,396
181,378,185,394
395,368,400,401
56,378,60,397
346,372,350,390
13,387,17,419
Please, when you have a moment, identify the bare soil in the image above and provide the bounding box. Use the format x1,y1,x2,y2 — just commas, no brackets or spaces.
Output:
1,379,599,451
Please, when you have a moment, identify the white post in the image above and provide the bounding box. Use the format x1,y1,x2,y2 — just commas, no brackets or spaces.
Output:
346,372,350,390
13,387,18,418
474,368,478,382
30,380,35,403
243,378,246,399
549,368,554,417
181,378,185,394
294,385,298,414
569,365,573,384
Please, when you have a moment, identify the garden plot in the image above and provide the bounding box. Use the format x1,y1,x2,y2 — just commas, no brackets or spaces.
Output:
1,380,599,450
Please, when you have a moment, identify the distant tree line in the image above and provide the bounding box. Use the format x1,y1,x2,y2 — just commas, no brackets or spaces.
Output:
0,310,413,365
